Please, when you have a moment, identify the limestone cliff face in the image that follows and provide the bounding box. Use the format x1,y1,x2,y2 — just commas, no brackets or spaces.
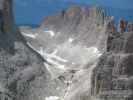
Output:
0,0,57,100
92,20,133,100
39,6,107,52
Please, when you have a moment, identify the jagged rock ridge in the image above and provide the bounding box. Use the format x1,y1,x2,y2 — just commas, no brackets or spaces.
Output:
39,6,107,52
92,17,133,100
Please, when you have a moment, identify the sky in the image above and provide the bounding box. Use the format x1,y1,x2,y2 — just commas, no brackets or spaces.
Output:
13,0,133,26
73,0,133,9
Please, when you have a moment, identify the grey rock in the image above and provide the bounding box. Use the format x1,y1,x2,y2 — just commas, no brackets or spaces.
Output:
0,0,63,100
12,3,133,100
127,22,133,32
118,19,127,33
92,28,133,99
38,6,108,52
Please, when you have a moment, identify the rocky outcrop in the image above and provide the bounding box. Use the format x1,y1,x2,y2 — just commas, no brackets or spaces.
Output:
0,0,62,100
92,18,133,100
127,22,133,32
39,6,107,52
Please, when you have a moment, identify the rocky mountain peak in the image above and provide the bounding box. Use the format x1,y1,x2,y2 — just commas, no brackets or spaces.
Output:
42,6,106,28
1,1,133,100
0,0,15,33
66,6,82,18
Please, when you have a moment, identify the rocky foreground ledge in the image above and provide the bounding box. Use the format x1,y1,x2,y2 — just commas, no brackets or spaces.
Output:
0,0,61,100
0,0,133,100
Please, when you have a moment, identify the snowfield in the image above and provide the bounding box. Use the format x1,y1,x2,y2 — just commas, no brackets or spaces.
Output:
21,32,38,39
68,38,74,43
45,96,59,100
44,30,55,37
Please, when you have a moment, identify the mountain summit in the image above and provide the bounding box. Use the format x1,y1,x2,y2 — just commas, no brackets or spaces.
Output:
1,0,133,100
20,5,133,100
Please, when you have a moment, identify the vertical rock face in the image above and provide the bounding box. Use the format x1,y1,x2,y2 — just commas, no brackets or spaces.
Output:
39,6,107,52
0,0,24,54
2,0,14,33
92,18,133,100
127,22,133,32
0,0,57,100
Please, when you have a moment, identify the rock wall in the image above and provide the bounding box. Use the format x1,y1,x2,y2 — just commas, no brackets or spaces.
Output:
39,6,108,52
0,0,59,100
92,18,133,100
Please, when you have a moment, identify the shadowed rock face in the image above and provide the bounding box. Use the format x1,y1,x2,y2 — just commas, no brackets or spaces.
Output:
0,0,60,100
92,25,133,100
0,0,25,54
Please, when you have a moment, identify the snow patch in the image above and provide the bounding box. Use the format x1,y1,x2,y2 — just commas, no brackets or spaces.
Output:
38,47,68,71
51,49,58,55
27,43,66,79
39,47,68,63
85,47,101,56
68,38,74,43
45,96,59,100
46,57,66,70
44,30,55,37
21,32,38,39
51,55,68,63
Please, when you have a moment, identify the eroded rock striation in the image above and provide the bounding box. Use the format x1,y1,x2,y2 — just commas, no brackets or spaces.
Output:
92,18,133,100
